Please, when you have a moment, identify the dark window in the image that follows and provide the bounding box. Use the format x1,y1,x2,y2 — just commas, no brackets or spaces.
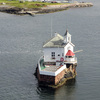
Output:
66,56,73,58
62,53,64,56
51,52,55,59
58,54,60,56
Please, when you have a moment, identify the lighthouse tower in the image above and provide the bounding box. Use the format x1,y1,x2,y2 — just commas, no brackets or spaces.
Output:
63,30,76,64
64,30,71,43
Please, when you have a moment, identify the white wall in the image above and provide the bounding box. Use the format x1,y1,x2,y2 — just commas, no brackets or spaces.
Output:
43,48,64,62
43,43,74,62
64,43,74,56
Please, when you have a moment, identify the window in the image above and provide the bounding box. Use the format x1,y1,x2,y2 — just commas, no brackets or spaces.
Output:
66,56,73,58
51,52,55,59
62,53,64,56
58,54,60,56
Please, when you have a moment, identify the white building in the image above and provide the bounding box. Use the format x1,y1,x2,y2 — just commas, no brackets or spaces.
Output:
37,30,77,86
43,30,77,66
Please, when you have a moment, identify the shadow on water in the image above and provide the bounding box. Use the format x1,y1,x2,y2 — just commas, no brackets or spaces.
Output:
36,79,76,100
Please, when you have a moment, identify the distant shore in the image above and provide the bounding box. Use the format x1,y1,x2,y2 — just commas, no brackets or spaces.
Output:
39,2,93,14
0,2,93,16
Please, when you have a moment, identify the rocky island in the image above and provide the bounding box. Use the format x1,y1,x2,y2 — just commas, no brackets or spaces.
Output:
35,30,78,88
0,0,93,16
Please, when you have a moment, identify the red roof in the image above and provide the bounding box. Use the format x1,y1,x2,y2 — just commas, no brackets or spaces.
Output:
66,50,75,56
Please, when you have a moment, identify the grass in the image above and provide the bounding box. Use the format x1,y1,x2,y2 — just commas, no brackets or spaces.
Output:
0,0,69,8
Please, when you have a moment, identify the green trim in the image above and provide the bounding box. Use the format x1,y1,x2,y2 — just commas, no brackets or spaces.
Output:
40,58,45,70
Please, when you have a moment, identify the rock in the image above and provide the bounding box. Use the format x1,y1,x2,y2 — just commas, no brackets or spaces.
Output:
1,2,6,5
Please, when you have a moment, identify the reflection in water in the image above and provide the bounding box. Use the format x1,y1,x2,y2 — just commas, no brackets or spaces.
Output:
54,79,76,100
36,79,76,100
36,85,55,100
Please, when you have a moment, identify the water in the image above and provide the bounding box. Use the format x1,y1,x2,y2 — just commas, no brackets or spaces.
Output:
0,0,100,100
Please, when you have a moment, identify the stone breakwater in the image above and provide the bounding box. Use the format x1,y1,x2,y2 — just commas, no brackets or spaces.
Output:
0,2,93,15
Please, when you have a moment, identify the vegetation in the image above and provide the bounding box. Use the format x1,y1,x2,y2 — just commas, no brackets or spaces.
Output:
0,0,67,8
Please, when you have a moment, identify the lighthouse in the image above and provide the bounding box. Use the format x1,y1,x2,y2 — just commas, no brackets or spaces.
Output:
36,29,77,88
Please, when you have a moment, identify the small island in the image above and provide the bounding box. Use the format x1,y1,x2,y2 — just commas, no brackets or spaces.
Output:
0,0,93,16
35,30,77,88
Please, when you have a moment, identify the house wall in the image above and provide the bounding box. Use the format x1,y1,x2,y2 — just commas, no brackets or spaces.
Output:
43,43,74,63
64,43,74,56
43,48,64,62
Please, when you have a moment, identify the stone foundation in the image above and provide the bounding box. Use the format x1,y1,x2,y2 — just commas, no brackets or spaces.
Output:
37,68,55,85
55,70,65,85
37,68,65,85
36,64,77,87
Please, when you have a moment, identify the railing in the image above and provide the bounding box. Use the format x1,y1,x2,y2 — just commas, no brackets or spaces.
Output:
38,56,66,76
65,57,77,62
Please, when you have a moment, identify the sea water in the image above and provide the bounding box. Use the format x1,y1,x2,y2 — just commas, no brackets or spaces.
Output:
0,0,100,100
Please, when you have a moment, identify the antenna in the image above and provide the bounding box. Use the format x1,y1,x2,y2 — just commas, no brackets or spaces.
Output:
51,17,53,38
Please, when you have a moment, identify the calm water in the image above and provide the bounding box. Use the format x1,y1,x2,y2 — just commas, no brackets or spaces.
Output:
0,0,100,100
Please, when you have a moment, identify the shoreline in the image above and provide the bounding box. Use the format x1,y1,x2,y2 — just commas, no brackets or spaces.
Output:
0,2,93,16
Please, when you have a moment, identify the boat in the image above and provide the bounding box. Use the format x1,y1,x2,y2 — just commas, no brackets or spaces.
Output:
35,30,77,88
